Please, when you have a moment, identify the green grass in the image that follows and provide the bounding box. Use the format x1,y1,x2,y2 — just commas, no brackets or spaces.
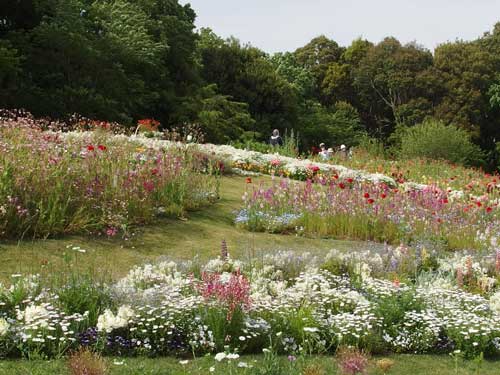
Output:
0,354,498,375
0,176,382,282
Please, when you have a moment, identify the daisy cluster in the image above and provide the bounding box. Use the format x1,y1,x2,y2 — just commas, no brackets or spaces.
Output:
1,250,498,360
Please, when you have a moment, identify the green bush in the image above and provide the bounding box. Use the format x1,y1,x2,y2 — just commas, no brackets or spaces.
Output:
399,120,484,166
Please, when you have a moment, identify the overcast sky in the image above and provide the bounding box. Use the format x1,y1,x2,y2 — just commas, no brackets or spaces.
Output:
180,0,500,53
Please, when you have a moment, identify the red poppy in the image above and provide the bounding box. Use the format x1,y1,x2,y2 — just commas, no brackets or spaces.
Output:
347,178,354,184
338,183,345,189
245,177,252,184
87,145,95,151
476,201,482,207
333,174,339,180
380,193,387,199
367,198,375,204
486,206,493,213
363,192,370,199
442,198,448,204
98,145,106,151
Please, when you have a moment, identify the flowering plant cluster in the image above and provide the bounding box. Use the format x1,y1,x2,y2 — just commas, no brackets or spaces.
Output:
0,250,499,361
0,117,223,239
237,176,500,251
323,147,500,196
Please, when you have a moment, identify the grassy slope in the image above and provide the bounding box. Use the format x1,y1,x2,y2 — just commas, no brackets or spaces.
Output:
0,175,380,282
0,354,499,375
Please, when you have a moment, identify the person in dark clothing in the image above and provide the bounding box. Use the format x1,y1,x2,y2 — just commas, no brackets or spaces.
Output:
269,129,283,147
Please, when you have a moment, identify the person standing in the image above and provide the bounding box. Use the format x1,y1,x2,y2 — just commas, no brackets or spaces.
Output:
319,143,329,160
270,129,283,147
339,144,348,160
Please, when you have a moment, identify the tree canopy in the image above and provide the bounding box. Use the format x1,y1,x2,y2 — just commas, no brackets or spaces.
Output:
2,1,500,167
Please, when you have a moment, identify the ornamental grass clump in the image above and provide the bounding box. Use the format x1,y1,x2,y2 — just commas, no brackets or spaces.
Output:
67,348,108,375
0,116,222,239
336,346,370,375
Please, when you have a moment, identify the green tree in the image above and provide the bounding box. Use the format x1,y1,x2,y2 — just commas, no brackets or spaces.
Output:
198,29,299,138
196,85,255,143
294,35,343,100
352,38,434,135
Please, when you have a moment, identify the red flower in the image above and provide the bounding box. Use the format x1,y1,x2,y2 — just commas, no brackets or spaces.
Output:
442,198,448,204
476,201,482,207
367,198,375,204
347,178,354,184
87,145,95,151
338,183,345,189
486,206,493,213
151,168,159,176
380,193,387,199
143,181,155,192
363,192,370,199
245,177,252,184
333,174,339,180
98,144,107,151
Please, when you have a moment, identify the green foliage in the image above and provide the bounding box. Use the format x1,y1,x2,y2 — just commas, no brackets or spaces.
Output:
399,120,484,166
197,85,255,143
3,2,500,162
299,101,366,150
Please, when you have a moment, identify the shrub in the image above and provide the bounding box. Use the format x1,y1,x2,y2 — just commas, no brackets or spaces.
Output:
399,120,484,166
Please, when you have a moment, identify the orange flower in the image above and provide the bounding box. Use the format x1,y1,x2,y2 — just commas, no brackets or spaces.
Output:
245,177,252,184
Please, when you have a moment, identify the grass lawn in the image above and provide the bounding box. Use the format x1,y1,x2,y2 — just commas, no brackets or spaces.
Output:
0,175,382,282
0,354,498,375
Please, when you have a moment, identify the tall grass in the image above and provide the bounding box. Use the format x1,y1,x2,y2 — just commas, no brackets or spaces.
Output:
239,177,496,251
0,117,223,239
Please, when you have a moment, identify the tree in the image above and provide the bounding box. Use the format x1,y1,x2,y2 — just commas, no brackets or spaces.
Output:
198,29,299,138
196,85,255,143
294,35,343,100
352,38,433,135
433,41,496,138
269,52,315,98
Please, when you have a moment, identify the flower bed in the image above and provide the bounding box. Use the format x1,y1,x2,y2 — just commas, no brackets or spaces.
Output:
0,117,223,239
237,177,500,251
0,250,499,361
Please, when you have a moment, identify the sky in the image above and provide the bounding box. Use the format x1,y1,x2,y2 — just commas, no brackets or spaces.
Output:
179,0,500,53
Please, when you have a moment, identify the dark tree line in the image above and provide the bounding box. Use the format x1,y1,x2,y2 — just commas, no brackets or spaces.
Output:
2,1,500,166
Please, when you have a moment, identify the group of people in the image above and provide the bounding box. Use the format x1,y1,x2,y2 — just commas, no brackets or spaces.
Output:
318,142,349,160
269,129,350,160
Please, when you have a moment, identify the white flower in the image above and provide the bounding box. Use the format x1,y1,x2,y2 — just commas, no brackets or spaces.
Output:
238,362,248,368
209,367,215,372
214,352,226,362
226,353,239,360
97,305,134,333
490,291,500,315
0,318,9,336
18,304,50,328
179,360,189,365
303,327,319,333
